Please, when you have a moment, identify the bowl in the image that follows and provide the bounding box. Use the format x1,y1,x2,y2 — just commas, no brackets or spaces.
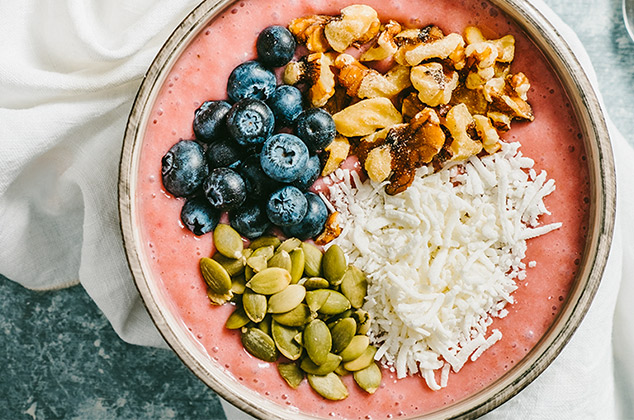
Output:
118,0,615,418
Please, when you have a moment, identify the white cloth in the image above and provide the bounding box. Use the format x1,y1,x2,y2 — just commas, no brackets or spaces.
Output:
0,1,632,419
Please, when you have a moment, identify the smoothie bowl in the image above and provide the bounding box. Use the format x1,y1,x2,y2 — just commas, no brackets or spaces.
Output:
118,0,615,418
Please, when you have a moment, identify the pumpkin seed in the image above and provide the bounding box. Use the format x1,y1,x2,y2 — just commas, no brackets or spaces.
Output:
268,249,292,272
277,363,304,389
353,361,382,394
300,353,342,375
231,274,246,295
334,364,350,376
243,289,267,323
241,327,278,362
247,245,275,272
249,236,281,250
225,307,251,329
200,258,233,304
293,331,303,346
272,303,314,327
353,309,371,335
256,315,272,336
343,345,377,372
246,267,292,295
213,224,244,259
301,277,330,290
271,321,302,360
278,237,302,253
305,289,330,312
289,248,305,284
212,252,246,277
245,265,254,281
322,244,347,286
268,284,306,314
307,372,349,401
330,317,357,354
319,290,351,315
340,265,367,308
339,335,370,362
302,242,323,277
304,319,332,366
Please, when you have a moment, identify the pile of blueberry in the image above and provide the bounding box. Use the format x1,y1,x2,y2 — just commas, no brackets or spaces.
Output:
161,26,336,240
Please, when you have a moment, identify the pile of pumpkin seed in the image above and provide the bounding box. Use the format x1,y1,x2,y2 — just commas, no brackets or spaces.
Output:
199,224,381,400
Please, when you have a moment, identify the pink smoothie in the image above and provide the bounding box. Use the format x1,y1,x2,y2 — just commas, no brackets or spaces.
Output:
136,0,590,418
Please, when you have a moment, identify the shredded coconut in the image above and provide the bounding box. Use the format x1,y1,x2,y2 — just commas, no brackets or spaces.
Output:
327,142,561,390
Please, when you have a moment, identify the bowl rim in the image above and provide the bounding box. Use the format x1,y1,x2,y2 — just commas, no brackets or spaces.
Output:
118,0,616,418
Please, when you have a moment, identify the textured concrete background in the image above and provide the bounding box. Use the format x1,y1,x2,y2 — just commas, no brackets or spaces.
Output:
2,1,633,419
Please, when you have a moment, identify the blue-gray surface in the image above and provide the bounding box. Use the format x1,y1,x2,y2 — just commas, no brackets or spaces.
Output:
2,1,633,420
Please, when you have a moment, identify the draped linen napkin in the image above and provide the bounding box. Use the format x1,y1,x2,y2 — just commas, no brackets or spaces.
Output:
0,1,632,419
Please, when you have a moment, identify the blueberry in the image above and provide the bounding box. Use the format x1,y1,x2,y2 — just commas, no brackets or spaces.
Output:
260,133,309,183
266,186,308,227
256,25,296,67
161,140,208,197
267,85,304,126
292,154,321,191
238,154,280,200
283,192,328,240
203,168,247,210
227,61,276,102
193,100,231,143
226,98,275,146
296,108,336,153
230,202,271,239
206,138,242,169
181,196,220,236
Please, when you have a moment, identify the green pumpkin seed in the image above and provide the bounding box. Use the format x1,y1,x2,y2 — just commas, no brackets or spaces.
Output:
212,252,245,277
246,267,292,295
319,290,351,315
302,242,323,277
301,277,330,290
272,303,314,327
300,353,342,375
213,224,244,259
322,244,347,286
231,274,246,295
200,258,233,305
278,237,302,253
293,331,303,346
243,289,267,323
289,248,305,284
278,363,304,389
245,265,255,281
249,236,281,250
247,245,275,272
256,315,272,336
225,307,251,329
241,327,278,362
334,364,350,376
268,250,292,272
304,319,332,366
305,289,330,312
271,321,302,360
307,372,349,401
330,317,357,354
353,361,382,394
340,265,367,308
327,309,354,329
339,335,370,362
268,284,306,314
343,345,377,372
353,309,371,335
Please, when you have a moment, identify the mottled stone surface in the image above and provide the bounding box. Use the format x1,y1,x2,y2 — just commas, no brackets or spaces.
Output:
2,2,633,419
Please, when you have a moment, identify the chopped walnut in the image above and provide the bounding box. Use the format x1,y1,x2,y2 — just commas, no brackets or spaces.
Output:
283,53,336,107
510,72,530,101
410,62,459,107
314,212,343,245
322,135,351,176
332,97,403,137
365,145,392,182
289,14,332,52
324,5,380,52
360,20,402,61
488,111,513,132
483,75,534,121
334,54,410,99
464,26,515,62
473,114,501,153
449,85,489,116
401,91,426,121
401,33,465,67
406,108,446,164
444,103,483,162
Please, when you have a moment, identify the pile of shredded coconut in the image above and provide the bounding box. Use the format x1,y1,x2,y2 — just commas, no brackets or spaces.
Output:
321,142,561,391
